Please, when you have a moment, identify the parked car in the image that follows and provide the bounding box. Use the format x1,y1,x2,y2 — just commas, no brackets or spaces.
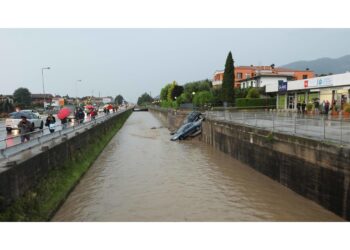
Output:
21,109,41,118
5,111,44,132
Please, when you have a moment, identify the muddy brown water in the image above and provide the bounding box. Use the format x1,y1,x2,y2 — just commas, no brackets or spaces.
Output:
52,112,343,221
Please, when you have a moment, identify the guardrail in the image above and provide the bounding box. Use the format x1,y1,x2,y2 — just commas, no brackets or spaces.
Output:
0,109,129,161
205,110,350,146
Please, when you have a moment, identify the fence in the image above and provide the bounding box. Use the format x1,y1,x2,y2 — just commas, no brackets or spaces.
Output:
205,110,350,146
0,109,129,161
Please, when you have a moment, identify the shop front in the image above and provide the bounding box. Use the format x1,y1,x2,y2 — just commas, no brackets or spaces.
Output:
268,72,350,111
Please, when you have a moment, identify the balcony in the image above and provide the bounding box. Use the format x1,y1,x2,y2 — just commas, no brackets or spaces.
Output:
212,80,222,86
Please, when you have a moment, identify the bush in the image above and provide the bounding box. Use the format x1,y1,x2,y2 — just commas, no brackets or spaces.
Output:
246,88,260,98
235,98,276,108
306,103,313,112
343,103,350,113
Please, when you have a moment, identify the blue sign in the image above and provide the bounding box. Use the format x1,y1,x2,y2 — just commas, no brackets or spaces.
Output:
278,80,287,92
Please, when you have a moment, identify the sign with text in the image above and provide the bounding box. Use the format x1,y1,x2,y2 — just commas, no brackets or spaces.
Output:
278,80,287,92
317,77,333,87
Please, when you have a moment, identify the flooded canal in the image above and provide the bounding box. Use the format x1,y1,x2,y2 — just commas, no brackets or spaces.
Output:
53,112,343,221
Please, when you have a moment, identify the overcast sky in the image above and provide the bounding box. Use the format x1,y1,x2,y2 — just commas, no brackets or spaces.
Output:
1,29,350,102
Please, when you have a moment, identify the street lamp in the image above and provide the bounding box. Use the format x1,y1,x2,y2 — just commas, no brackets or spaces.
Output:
75,80,82,105
41,67,50,108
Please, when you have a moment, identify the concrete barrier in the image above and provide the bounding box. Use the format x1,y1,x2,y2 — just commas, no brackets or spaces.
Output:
0,109,132,212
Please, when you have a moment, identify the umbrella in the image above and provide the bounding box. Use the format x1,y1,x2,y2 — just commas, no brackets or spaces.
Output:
85,105,94,110
57,107,71,119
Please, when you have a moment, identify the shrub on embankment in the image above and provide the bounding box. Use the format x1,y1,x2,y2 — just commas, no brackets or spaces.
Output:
0,109,132,221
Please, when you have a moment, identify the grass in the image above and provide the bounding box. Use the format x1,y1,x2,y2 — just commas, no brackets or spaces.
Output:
0,109,132,221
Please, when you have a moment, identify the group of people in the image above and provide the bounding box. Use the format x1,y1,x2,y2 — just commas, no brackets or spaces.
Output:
296,100,331,115
18,106,100,143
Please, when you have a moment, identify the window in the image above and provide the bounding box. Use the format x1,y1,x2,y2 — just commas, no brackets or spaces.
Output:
237,73,242,79
302,74,308,79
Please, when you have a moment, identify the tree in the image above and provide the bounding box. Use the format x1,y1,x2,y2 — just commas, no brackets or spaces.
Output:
171,85,184,100
160,84,171,101
115,95,124,105
193,91,214,107
13,87,31,108
167,81,177,101
0,99,14,113
246,88,260,98
221,51,235,105
137,92,154,105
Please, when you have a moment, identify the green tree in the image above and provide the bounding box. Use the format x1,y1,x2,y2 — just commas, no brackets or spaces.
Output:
13,87,32,108
193,91,214,107
115,95,124,105
246,88,260,98
171,85,184,100
160,84,171,101
137,92,154,105
221,51,235,105
167,81,177,101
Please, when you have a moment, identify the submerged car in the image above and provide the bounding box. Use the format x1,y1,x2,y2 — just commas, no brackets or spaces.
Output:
5,111,44,132
170,118,204,141
170,111,203,135
182,111,202,124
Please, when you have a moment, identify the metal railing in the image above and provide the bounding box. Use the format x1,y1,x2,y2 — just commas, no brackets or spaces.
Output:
205,110,350,146
0,109,129,161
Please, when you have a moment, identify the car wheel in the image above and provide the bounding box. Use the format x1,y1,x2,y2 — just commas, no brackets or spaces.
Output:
40,121,44,129
6,127,12,133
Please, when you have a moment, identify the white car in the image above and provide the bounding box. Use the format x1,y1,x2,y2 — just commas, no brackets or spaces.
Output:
21,109,41,118
5,111,44,132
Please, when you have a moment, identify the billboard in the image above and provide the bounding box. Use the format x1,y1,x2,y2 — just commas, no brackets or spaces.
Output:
278,80,287,92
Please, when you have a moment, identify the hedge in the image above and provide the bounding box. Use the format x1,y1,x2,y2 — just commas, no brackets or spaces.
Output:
235,98,276,108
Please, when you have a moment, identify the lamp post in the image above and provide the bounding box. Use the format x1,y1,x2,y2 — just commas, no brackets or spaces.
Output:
76,80,82,106
41,67,50,108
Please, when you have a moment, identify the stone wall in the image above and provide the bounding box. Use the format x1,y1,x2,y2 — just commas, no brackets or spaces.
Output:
201,118,350,220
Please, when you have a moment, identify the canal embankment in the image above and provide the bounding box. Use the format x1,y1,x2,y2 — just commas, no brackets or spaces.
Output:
0,109,132,221
149,107,350,221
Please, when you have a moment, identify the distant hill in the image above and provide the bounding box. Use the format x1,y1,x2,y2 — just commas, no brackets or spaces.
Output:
281,55,350,75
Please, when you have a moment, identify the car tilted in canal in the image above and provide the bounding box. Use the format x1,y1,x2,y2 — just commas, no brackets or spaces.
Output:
170,111,204,141
5,111,44,132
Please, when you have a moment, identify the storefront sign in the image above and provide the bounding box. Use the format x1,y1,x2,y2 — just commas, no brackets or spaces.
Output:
278,80,287,92
304,78,317,88
317,77,333,87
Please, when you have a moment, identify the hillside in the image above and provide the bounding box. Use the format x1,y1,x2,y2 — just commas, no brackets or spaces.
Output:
281,55,350,75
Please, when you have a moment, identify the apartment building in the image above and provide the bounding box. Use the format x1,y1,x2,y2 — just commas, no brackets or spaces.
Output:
213,65,314,88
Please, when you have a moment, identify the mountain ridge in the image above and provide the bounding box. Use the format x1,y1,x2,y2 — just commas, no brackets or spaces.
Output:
281,55,350,75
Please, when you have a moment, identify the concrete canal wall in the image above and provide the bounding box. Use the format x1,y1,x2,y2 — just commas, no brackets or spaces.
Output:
149,107,189,131
201,118,350,221
0,109,132,221
150,107,349,220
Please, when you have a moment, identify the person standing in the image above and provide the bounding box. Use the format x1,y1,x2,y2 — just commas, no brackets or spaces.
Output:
77,108,85,124
45,114,56,133
61,117,68,130
18,115,32,142
325,100,330,115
